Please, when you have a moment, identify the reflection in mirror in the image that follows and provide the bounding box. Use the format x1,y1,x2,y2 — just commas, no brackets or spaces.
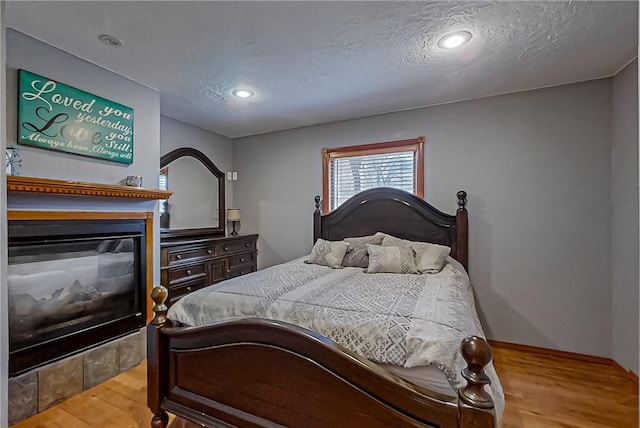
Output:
159,147,226,237
162,157,219,229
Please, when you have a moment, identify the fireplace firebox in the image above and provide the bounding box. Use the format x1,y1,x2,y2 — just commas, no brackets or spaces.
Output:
8,218,147,376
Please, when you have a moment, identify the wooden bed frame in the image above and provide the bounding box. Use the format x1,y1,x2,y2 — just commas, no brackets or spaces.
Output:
148,188,496,428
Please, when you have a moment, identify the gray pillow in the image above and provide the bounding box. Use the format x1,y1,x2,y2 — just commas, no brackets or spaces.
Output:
305,239,350,268
365,244,419,274
341,233,384,268
381,235,451,273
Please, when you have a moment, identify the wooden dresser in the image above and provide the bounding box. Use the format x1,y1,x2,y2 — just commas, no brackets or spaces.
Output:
160,233,258,305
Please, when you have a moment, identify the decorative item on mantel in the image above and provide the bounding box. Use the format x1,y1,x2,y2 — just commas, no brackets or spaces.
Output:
227,209,241,236
6,146,22,176
125,175,142,187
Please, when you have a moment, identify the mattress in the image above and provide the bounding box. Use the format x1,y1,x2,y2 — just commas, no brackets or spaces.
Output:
169,255,504,419
382,363,456,396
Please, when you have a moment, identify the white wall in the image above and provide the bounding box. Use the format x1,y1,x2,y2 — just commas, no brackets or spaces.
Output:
234,79,613,357
611,59,639,373
160,115,235,222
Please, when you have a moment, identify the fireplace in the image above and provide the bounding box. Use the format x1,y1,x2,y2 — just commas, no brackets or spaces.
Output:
8,217,147,376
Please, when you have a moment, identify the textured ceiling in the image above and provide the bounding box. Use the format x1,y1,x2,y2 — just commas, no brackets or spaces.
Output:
5,1,638,138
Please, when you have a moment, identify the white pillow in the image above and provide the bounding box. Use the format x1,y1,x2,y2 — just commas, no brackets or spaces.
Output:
365,244,419,274
305,239,350,268
381,235,451,274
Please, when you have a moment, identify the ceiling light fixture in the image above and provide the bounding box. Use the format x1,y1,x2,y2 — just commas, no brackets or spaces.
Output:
98,34,122,47
437,31,472,49
232,89,255,98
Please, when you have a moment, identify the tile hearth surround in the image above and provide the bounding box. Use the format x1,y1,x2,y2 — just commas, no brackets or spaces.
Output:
7,328,145,425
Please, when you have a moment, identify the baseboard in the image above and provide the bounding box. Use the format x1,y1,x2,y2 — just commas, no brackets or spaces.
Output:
489,340,639,385
488,340,612,365
610,360,639,385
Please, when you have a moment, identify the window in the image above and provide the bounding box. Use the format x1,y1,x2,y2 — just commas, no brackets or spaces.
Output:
159,167,168,214
322,137,424,212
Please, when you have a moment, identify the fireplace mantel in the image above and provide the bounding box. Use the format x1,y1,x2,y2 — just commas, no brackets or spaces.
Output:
7,176,172,200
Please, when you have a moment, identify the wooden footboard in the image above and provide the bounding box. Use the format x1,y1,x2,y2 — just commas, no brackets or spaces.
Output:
147,286,496,428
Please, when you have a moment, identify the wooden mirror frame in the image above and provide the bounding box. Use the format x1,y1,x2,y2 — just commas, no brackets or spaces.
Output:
160,147,225,238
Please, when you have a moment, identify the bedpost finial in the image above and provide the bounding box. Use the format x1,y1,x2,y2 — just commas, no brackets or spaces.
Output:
151,285,169,326
314,195,322,214
457,190,467,211
459,336,494,409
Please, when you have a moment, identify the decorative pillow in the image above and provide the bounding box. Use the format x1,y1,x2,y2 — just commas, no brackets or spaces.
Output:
305,239,350,268
341,234,385,268
365,244,419,274
381,235,451,274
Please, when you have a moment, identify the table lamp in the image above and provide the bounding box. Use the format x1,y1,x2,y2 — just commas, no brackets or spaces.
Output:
227,209,241,236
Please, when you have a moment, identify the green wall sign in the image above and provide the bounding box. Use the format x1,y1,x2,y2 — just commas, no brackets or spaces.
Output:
18,69,134,164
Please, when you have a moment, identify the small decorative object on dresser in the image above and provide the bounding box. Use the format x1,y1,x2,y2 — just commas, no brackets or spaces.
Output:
226,208,241,236
6,146,22,176
160,231,257,305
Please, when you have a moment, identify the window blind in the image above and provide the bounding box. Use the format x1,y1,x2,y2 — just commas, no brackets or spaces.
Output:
158,171,168,214
330,151,415,210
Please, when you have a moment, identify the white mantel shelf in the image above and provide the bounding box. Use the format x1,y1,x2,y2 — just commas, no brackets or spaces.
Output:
7,176,173,200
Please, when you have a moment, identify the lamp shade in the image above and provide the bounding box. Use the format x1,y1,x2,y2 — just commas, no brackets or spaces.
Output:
227,209,241,221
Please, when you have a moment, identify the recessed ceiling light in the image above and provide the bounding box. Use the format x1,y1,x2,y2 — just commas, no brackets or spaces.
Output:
98,34,122,47
232,89,255,98
437,31,472,49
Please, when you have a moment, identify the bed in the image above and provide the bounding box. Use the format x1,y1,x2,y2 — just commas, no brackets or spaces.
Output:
148,187,502,428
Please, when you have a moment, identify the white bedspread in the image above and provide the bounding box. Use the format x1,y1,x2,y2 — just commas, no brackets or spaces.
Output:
169,256,504,419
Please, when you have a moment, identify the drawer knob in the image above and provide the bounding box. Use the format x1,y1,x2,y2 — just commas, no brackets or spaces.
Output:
245,243,250,247
223,247,229,251
186,286,192,292
240,258,245,262
186,269,192,275
226,269,231,274
176,254,182,260
207,249,213,254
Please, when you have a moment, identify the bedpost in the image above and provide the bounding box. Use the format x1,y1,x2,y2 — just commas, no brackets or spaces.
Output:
458,336,496,427
456,190,469,270
148,285,170,428
313,195,322,243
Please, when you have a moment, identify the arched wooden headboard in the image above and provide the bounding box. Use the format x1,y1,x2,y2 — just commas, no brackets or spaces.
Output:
313,187,468,270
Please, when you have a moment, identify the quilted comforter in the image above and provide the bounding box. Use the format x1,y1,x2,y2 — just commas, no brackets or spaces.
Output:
168,256,504,417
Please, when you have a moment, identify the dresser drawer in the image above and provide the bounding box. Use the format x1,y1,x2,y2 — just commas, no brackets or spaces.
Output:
168,277,209,305
228,267,254,279
229,252,255,269
168,263,207,284
219,239,255,255
168,245,216,265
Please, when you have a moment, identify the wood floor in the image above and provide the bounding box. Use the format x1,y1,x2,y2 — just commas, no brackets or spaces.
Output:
12,346,638,428
492,347,637,427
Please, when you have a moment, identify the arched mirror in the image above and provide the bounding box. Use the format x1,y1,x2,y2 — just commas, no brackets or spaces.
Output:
159,147,225,237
